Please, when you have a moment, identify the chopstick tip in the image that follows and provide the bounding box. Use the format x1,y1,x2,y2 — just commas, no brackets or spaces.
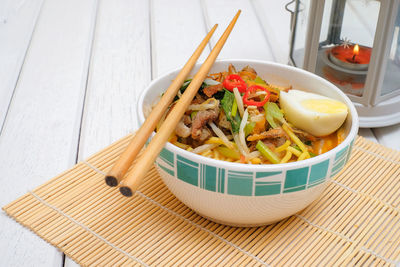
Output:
209,24,218,33
232,10,241,22
120,186,133,197
105,176,118,187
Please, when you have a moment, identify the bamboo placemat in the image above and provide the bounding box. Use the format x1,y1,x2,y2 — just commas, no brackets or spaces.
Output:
3,135,400,266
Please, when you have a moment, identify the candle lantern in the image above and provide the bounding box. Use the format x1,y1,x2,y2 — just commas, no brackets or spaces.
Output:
287,0,400,127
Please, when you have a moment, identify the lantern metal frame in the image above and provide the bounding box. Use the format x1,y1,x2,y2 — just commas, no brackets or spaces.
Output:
287,0,400,127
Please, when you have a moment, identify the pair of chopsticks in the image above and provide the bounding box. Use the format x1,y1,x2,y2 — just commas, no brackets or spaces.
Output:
105,10,241,197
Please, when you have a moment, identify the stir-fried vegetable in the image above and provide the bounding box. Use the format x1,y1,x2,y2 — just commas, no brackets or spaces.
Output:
254,76,266,85
244,121,255,137
203,78,221,86
221,90,241,133
216,146,240,160
173,79,195,101
223,74,247,92
256,141,280,164
178,78,225,100
233,87,245,117
190,111,198,120
239,108,250,155
264,102,284,128
188,98,219,111
242,85,270,107
231,98,238,117
192,143,218,154
158,64,345,165
209,122,234,149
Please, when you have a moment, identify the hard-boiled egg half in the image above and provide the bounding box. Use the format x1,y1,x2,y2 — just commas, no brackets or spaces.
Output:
279,90,348,137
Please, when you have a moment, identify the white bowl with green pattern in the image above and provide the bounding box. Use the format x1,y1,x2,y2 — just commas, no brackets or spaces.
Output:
138,59,358,227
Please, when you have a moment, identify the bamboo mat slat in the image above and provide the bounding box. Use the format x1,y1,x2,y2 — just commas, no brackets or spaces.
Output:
3,135,400,266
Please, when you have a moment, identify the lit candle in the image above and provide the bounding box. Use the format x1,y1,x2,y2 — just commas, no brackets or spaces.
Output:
352,44,359,61
329,44,371,71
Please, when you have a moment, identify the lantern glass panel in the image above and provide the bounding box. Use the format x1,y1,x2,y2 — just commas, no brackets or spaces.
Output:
381,5,400,97
291,0,311,67
315,0,380,97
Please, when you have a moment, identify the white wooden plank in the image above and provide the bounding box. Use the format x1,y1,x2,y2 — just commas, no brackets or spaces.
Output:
372,124,400,151
0,0,43,129
202,0,274,61
67,1,208,265
358,128,378,143
0,0,98,266
151,0,208,78
65,1,151,266
251,0,291,64
77,0,151,165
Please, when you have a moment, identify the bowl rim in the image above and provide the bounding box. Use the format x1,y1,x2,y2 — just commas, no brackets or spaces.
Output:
137,59,359,172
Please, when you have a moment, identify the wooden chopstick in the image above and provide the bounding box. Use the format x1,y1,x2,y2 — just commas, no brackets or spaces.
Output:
104,24,218,187
119,10,241,197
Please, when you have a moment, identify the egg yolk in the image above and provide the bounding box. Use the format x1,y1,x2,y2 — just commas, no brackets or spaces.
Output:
301,99,347,114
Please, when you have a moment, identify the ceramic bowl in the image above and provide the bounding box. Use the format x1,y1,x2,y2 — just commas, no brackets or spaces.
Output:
137,59,359,227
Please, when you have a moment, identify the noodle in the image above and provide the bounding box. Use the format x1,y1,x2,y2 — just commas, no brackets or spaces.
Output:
286,146,302,158
280,150,292,163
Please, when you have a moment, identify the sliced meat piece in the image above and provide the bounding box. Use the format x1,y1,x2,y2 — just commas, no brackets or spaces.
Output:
291,127,318,142
228,64,237,75
241,65,257,76
273,136,287,147
248,141,257,152
198,127,212,142
191,106,219,140
239,66,257,80
208,72,227,83
203,83,224,97
190,93,206,105
247,127,287,141
218,112,232,130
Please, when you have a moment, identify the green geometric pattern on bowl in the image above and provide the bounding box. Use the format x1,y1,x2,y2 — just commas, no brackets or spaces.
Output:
331,138,354,177
155,138,354,197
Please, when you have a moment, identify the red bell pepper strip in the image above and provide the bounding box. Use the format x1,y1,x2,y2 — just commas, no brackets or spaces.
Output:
223,74,247,93
242,85,270,107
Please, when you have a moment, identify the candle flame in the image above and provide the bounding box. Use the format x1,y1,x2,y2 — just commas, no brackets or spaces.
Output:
353,44,360,56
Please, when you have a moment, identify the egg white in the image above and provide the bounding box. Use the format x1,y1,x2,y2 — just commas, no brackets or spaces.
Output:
279,90,348,136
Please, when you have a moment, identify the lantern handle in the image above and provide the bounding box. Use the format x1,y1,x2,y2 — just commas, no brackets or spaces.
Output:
285,0,296,31
285,0,296,13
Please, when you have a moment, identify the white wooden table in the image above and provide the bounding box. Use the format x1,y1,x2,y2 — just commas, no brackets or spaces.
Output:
1,0,399,266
